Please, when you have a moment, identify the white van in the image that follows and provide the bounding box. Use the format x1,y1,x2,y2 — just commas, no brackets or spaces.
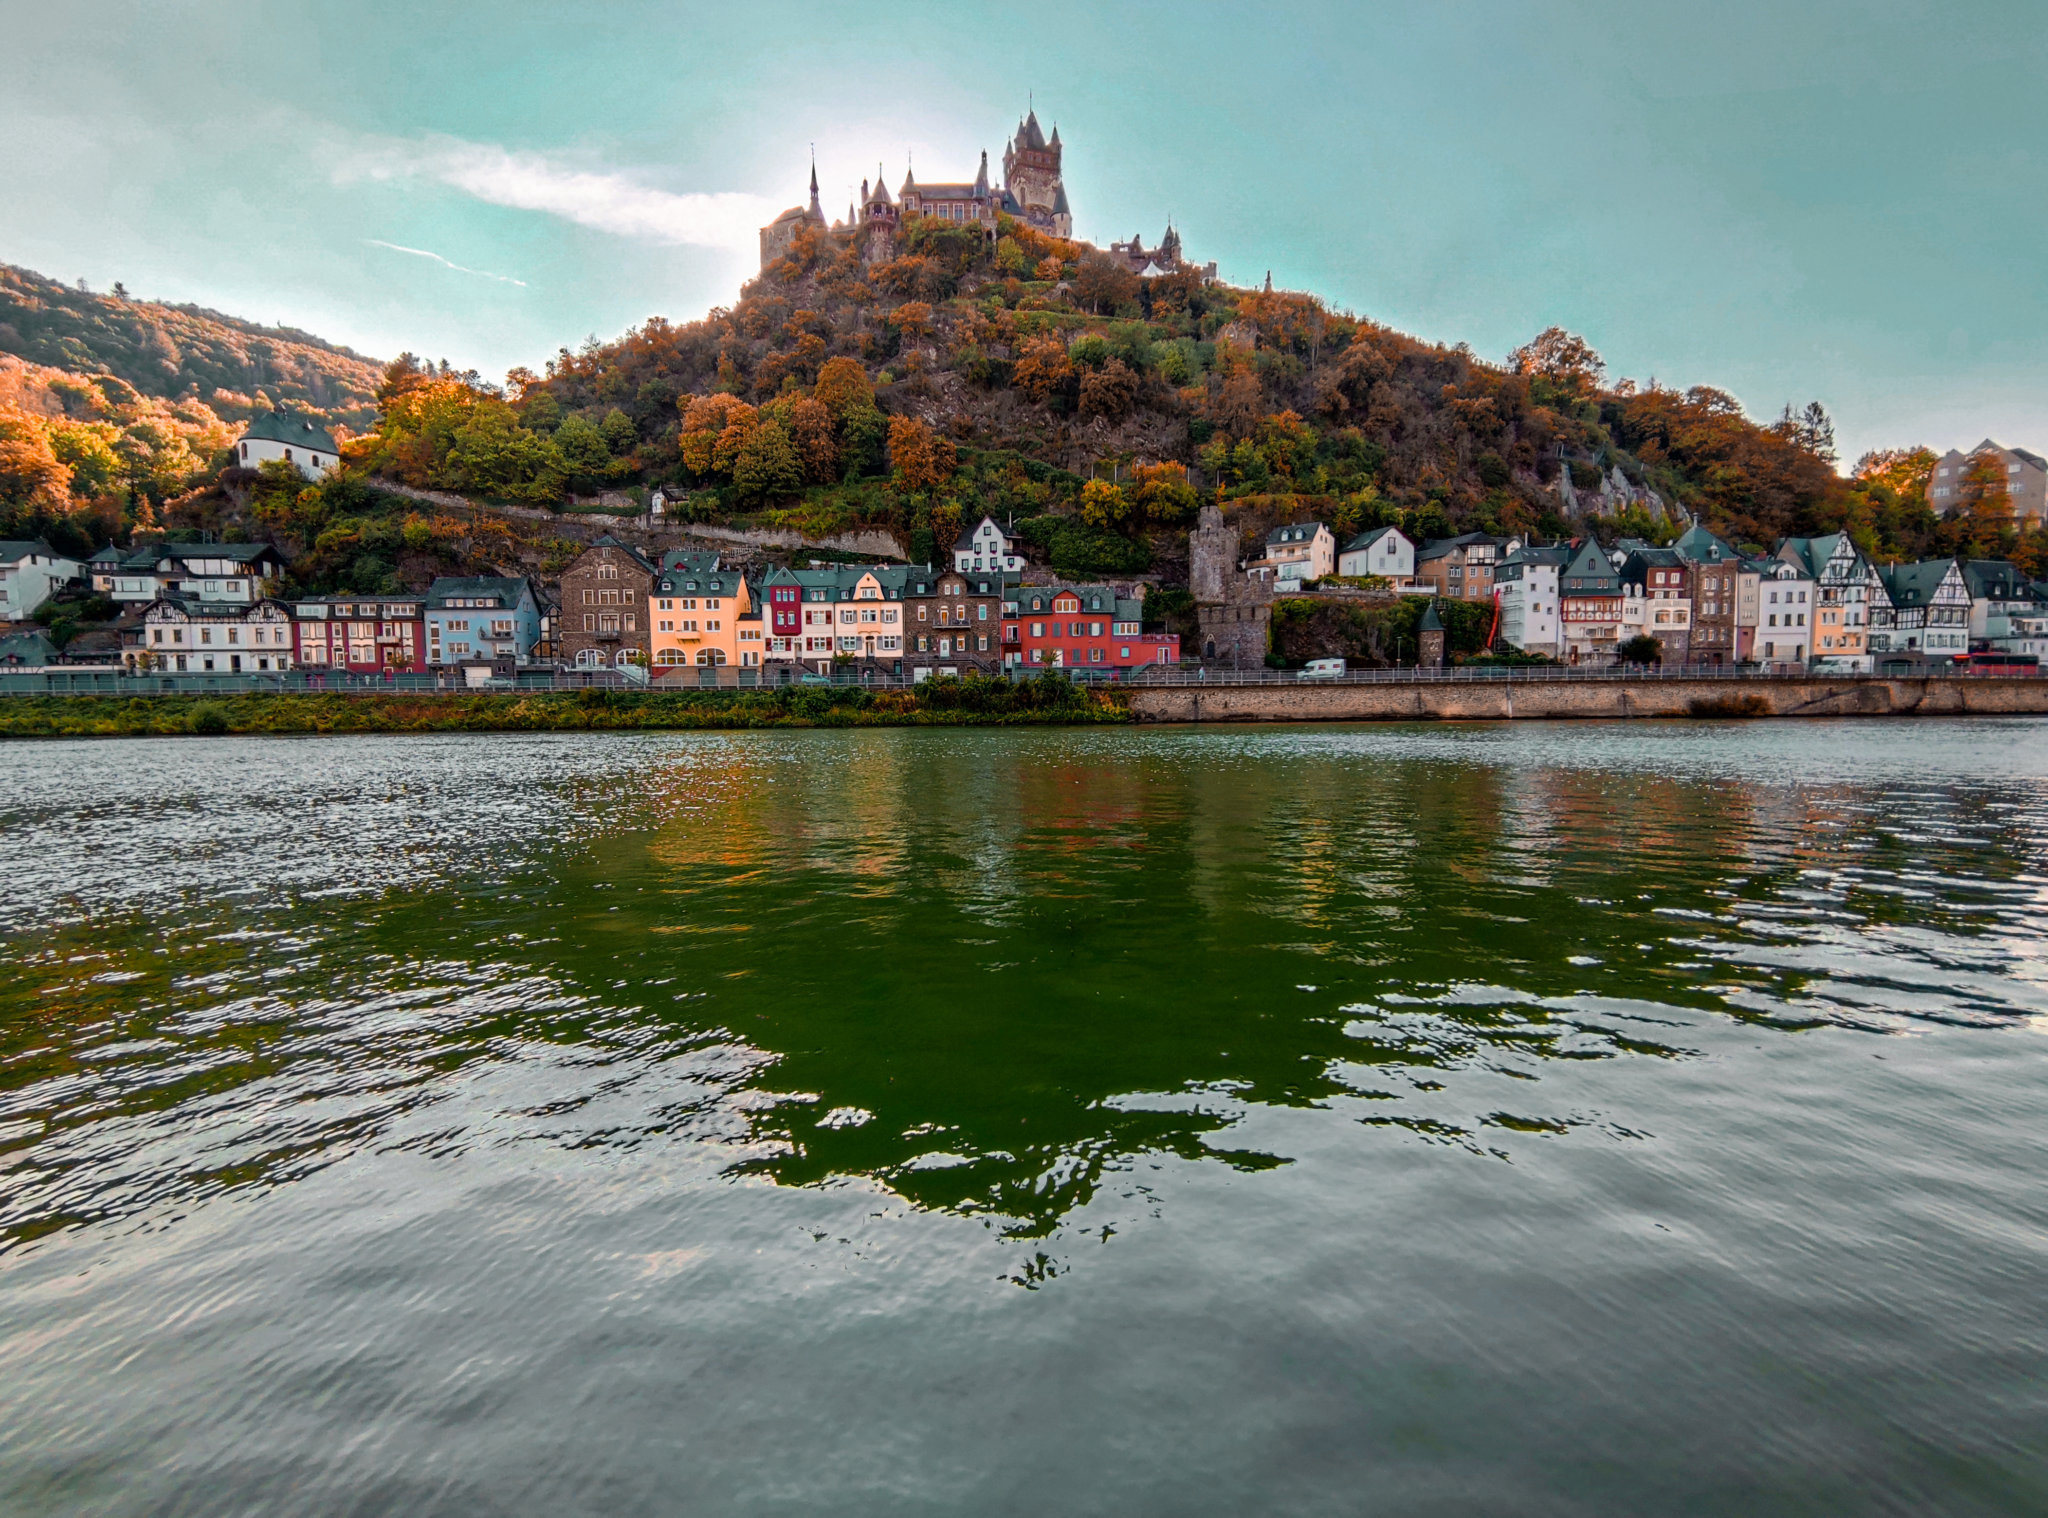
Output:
1299,658,1347,679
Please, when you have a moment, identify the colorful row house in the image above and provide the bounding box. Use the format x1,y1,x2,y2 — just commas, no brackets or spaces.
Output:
425,577,542,668
1615,546,1693,661
1871,560,1971,664
1777,534,1883,672
652,554,764,672
1557,539,1625,663
558,537,657,671
293,595,426,673
1004,584,1178,672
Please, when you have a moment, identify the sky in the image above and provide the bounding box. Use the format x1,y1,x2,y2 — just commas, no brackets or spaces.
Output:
1,0,2042,464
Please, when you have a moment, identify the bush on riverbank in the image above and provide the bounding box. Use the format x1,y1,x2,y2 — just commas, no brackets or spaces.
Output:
0,675,1128,739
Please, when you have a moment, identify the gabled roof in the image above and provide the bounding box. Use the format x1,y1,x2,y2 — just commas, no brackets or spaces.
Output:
1416,532,1502,563
660,549,721,573
1774,533,1863,581
0,539,63,565
0,631,58,665
88,542,125,565
1266,521,1326,546
240,411,339,454
1559,538,1621,593
140,542,285,568
655,567,743,596
1013,582,1138,619
1878,559,1961,610
584,535,656,574
1500,543,1572,568
425,575,532,609
1671,523,1739,564
1960,559,2036,601
1341,526,1407,553
2012,446,2047,470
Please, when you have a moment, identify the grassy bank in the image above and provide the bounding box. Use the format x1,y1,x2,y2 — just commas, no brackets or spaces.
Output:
0,677,1131,739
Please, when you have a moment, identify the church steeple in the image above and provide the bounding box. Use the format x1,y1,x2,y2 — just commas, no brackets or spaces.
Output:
807,154,821,220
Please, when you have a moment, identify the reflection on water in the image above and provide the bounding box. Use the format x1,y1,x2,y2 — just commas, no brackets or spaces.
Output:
7,722,2048,1253
5,722,2048,1515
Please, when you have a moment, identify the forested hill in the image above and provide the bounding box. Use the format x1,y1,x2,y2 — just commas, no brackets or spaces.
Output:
443,214,1998,572
0,264,382,430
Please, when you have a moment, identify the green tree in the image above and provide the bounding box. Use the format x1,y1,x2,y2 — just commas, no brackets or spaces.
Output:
733,417,803,503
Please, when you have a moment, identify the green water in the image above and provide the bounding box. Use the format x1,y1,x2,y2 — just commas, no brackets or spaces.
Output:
2,722,2046,1513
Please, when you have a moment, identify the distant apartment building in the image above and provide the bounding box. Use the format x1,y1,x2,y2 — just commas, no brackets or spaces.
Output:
1929,441,2048,525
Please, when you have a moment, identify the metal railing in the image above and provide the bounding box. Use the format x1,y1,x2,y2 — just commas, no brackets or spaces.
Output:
0,661,2037,699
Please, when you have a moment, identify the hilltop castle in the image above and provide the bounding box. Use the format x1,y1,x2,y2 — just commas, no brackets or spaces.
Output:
759,107,1073,270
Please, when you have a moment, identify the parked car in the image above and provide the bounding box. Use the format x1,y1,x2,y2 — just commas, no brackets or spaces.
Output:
1299,658,1347,679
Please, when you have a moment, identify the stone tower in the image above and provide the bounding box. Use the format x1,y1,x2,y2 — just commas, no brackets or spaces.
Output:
1001,110,1071,238
858,167,898,264
1189,501,1272,668
1418,600,1445,669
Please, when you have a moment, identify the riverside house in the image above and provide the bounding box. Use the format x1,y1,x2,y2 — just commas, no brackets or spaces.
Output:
1777,534,1884,671
129,595,297,673
907,566,1004,676
1672,524,1742,665
1615,546,1693,661
761,565,912,677
1558,539,1624,664
1494,544,1571,659
1740,557,1814,667
1871,559,1970,666
425,576,542,668
292,595,426,674
651,558,761,672
1004,584,1178,672
557,537,655,671
953,515,1025,574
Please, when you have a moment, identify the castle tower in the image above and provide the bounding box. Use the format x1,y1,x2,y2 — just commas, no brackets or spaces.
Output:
860,165,898,264
1001,108,1071,238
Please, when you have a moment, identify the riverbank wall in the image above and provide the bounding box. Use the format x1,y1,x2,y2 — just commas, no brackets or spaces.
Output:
1128,675,2048,723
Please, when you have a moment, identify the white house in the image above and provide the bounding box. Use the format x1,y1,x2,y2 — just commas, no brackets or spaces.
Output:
1256,522,1336,587
1740,558,1814,667
1336,526,1415,581
235,412,340,478
0,540,83,623
130,596,297,673
107,543,288,605
954,515,1023,574
1871,559,1970,664
1494,544,1571,658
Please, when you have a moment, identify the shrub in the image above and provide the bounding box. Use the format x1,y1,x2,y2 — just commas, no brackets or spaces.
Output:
188,703,229,735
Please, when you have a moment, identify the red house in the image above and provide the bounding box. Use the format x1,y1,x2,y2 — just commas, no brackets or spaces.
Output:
291,595,427,674
1003,584,1179,674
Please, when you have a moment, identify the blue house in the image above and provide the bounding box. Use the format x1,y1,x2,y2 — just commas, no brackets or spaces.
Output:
423,576,542,666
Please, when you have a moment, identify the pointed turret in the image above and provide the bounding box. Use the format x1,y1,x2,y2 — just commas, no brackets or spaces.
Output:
807,158,821,219
1049,122,1062,150
973,149,990,196
1022,109,1045,150
899,162,917,197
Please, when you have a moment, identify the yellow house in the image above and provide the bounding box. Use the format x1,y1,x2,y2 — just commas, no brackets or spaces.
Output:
652,559,760,670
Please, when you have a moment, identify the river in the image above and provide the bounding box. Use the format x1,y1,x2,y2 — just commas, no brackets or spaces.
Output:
2,721,2045,1514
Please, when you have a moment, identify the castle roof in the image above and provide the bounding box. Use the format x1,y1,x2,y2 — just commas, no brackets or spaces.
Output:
1020,110,1045,150
1052,183,1070,215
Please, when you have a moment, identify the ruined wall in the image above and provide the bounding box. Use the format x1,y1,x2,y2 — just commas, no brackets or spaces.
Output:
1129,677,2048,724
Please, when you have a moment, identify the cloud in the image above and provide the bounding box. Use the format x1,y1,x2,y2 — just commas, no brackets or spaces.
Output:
341,136,779,252
364,239,527,287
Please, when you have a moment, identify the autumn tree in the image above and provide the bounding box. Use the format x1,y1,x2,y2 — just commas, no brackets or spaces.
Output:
1012,336,1074,404
1509,327,1605,401
1130,461,1200,523
887,415,957,492
1078,358,1139,422
0,409,71,506
1072,252,1140,315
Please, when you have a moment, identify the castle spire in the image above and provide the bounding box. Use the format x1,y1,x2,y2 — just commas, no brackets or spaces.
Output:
807,149,821,219
974,149,989,196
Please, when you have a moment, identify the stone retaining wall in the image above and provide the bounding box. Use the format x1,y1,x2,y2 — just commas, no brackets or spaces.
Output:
1128,677,2048,724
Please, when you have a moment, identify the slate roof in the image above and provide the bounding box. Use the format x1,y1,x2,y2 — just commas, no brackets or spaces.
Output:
1416,532,1506,564
0,539,64,566
655,566,745,597
1961,559,2037,602
1877,559,1961,611
0,631,58,666
659,550,722,574
585,535,656,574
1559,539,1622,594
1340,526,1407,554
239,411,339,454
1011,583,1142,622
425,576,531,610
1266,522,1326,547
1418,601,1444,632
1671,523,1740,564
